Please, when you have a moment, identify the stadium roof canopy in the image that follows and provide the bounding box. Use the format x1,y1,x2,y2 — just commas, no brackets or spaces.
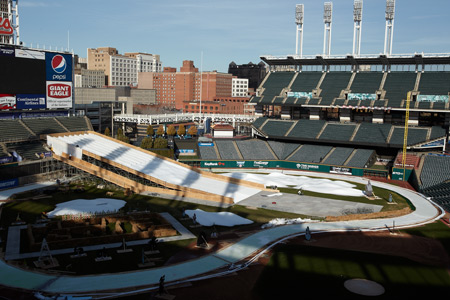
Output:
260,53,450,67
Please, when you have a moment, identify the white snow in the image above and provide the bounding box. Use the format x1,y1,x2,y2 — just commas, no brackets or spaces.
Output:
46,198,126,217
261,217,320,229
223,172,365,197
185,209,253,227
51,133,263,203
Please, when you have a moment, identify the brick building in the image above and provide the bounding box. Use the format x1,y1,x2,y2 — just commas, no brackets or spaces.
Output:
138,60,243,111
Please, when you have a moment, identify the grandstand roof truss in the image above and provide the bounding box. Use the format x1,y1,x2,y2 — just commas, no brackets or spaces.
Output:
260,53,450,69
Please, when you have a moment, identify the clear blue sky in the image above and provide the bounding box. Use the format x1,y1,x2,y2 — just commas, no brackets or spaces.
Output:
19,0,450,73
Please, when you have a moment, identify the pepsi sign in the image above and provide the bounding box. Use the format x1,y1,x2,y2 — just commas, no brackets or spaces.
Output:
46,52,72,81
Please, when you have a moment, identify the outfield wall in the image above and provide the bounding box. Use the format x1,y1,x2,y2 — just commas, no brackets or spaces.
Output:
198,160,388,177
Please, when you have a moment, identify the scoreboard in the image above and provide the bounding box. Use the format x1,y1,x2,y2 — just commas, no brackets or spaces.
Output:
0,45,73,110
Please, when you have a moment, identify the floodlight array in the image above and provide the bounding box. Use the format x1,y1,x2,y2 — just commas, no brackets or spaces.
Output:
295,4,304,25
323,2,333,23
353,0,363,22
385,0,395,20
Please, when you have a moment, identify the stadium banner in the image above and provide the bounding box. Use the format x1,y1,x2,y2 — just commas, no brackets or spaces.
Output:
20,110,68,118
201,161,278,169
391,168,412,181
286,161,330,172
417,95,448,103
287,92,312,99
16,94,46,109
45,52,73,81
0,94,16,110
330,166,352,175
0,156,13,164
347,93,377,101
38,151,52,158
0,46,15,57
46,81,72,109
200,160,367,177
0,178,18,190
176,149,196,156
198,143,214,147
15,49,45,60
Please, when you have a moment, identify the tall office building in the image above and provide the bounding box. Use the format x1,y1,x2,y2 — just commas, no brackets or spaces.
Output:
87,47,162,87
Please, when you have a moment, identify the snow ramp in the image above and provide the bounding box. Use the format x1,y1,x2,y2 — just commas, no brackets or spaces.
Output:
47,131,271,204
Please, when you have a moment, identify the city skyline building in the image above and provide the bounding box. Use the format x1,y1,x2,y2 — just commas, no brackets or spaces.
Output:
139,60,238,111
87,47,162,87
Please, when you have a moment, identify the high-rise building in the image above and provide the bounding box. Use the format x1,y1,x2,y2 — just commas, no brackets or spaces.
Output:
87,47,162,87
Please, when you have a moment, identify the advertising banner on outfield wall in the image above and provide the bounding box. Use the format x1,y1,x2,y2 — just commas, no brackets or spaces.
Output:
391,168,412,181
46,81,72,109
199,160,371,177
0,94,16,110
330,166,352,175
16,94,46,109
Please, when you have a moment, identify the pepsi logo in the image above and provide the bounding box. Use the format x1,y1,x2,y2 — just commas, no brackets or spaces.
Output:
51,55,66,73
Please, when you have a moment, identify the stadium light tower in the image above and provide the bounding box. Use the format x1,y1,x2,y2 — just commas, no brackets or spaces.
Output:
0,0,20,45
323,2,333,57
295,4,304,57
384,0,395,56
352,0,363,56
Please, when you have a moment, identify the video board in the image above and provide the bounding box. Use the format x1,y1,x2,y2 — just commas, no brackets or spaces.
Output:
0,45,73,110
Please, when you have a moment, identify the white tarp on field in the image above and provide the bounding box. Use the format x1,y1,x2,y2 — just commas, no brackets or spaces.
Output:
46,198,126,217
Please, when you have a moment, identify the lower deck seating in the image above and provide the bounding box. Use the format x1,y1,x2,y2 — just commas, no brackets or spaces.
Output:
235,139,276,160
288,144,332,163
420,155,450,190
345,149,375,168
0,120,34,141
215,140,241,160
198,144,218,160
7,141,48,161
322,147,354,166
267,141,301,160
56,116,90,132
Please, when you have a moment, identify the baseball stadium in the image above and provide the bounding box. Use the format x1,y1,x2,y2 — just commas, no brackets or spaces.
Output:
0,1,449,299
